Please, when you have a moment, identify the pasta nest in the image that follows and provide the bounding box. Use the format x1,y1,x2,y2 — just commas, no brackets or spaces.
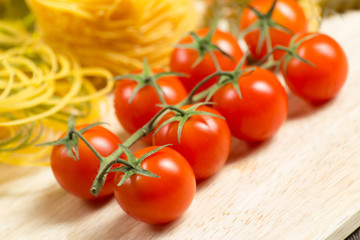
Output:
26,0,200,74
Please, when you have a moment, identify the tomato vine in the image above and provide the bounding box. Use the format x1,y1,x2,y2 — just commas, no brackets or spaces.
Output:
38,0,348,224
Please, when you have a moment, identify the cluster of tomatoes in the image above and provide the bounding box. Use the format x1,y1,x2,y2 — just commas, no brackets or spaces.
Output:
49,0,348,225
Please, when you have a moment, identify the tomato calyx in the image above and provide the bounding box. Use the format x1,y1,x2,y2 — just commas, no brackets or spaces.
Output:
206,55,256,101
241,0,292,60
108,144,168,186
256,33,317,71
177,55,255,104
279,33,317,74
175,23,233,69
113,59,186,104
37,115,107,161
153,102,224,143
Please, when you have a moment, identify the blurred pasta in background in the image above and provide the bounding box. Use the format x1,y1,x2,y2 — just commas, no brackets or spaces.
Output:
26,0,200,74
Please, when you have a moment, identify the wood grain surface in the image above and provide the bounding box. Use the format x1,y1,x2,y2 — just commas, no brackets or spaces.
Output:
1,11,360,240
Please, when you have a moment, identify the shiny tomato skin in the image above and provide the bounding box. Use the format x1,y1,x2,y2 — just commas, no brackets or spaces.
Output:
113,146,196,224
240,0,307,60
152,105,231,179
113,69,187,143
213,67,288,142
170,28,244,92
51,125,122,200
281,33,348,102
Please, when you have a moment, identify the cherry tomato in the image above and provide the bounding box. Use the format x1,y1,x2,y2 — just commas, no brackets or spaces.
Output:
113,68,187,143
239,0,307,61
213,67,288,142
51,125,122,200
281,33,348,102
170,28,244,92
114,146,196,224
152,105,231,179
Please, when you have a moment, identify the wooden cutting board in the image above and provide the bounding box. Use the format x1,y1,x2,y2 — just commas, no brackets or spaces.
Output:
1,11,360,240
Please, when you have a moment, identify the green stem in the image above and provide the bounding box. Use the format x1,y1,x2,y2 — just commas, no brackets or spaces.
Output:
192,87,214,103
90,160,116,196
255,45,287,69
167,105,187,116
260,59,278,69
209,49,221,71
89,106,172,196
73,129,104,162
180,71,232,105
263,24,274,63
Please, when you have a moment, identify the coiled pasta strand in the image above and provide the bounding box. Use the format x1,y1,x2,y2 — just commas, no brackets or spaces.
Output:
0,21,114,166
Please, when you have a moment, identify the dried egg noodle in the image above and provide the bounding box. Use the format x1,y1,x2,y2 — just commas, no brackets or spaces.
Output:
0,21,114,166
26,0,200,74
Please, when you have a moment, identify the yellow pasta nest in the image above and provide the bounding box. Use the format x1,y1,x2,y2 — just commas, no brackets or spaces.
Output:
26,0,200,74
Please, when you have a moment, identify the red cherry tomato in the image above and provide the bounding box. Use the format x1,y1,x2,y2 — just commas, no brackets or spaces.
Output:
170,28,244,92
152,105,231,179
51,125,122,200
281,33,348,102
113,68,187,143
213,67,288,142
113,146,196,224
239,0,307,61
